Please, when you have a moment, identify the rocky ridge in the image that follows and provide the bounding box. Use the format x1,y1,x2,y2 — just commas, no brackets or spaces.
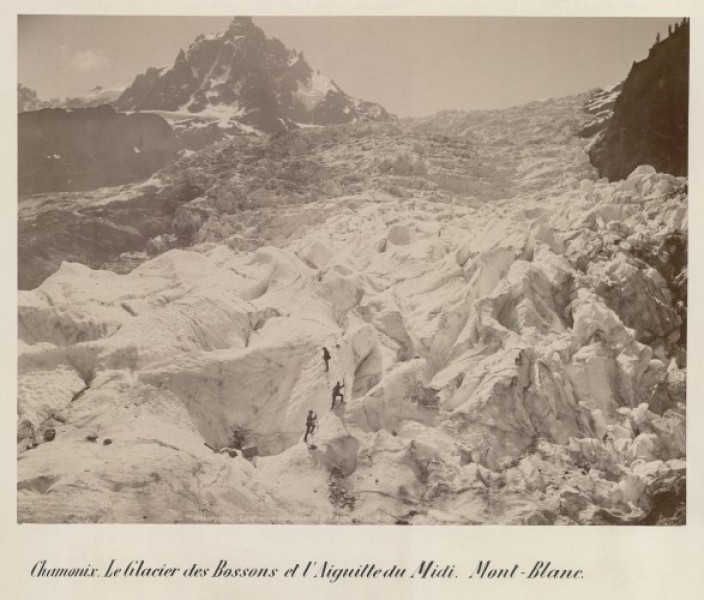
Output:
18,83,125,113
18,105,179,197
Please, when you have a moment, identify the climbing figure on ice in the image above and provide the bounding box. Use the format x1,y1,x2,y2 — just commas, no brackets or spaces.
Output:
331,381,345,409
304,410,318,443
322,346,331,372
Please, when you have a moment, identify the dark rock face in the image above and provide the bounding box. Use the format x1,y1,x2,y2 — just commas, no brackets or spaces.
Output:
639,467,686,525
19,105,178,196
114,16,393,133
589,21,689,181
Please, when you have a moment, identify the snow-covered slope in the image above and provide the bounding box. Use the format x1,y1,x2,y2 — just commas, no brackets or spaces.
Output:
18,89,687,524
61,85,125,109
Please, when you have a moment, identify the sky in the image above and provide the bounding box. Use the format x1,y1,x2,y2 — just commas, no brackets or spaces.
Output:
18,15,682,117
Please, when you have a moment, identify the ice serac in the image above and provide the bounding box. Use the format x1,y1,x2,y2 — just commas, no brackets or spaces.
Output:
18,87,687,524
114,16,394,134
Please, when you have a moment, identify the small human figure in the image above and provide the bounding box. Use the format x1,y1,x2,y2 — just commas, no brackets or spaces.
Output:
304,410,317,443
322,347,331,372
331,381,345,409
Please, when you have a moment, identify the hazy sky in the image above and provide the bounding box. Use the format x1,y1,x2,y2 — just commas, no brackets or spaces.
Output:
18,15,681,117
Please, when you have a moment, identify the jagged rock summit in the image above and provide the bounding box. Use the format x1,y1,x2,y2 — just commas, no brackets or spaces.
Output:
115,16,394,133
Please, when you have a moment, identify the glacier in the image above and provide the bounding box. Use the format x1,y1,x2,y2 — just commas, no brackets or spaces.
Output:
17,89,686,524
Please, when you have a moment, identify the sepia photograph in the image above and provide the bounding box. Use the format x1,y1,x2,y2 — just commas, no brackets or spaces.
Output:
17,14,688,526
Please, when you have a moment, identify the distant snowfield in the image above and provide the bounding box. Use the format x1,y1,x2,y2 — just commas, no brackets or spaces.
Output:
17,88,687,524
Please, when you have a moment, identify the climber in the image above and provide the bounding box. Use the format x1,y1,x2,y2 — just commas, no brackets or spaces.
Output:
304,410,318,443
331,381,345,409
322,346,331,372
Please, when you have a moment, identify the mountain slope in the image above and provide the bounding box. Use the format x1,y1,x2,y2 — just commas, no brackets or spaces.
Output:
114,17,393,133
19,105,178,196
589,20,689,181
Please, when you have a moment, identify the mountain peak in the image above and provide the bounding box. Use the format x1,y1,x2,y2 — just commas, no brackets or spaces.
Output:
227,16,255,31
114,17,394,133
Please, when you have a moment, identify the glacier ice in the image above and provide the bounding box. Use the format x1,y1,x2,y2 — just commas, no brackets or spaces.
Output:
17,91,687,524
